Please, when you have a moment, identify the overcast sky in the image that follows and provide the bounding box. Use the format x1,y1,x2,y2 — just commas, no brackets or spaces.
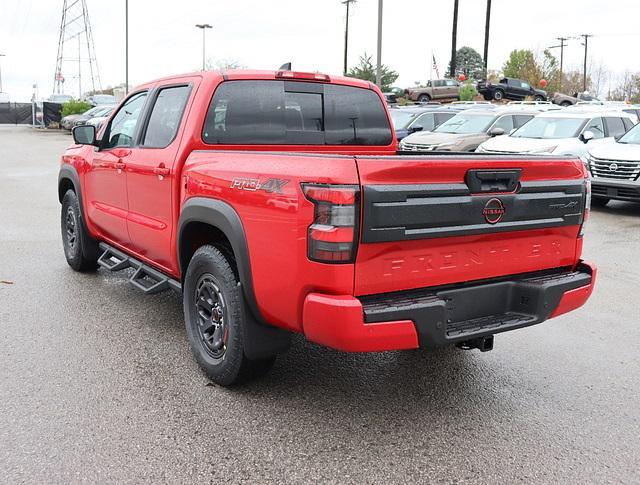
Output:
1,0,639,101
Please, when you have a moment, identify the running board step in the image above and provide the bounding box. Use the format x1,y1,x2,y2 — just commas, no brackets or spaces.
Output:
97,243,181,294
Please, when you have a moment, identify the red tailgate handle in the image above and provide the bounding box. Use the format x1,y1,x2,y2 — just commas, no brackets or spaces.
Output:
114,162,126,170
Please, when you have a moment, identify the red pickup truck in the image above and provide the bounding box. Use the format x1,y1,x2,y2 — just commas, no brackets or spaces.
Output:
59,70,596,385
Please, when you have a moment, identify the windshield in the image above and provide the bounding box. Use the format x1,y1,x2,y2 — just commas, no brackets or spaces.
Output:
390,110,418,129
511,117,585,139
618,123,640,144
434,113,495,134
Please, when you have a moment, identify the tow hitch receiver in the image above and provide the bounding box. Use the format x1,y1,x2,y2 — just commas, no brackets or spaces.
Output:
457,335,494,352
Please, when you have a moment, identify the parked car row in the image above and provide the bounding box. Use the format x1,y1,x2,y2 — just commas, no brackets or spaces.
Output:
60,105,115,130
390,100,640,206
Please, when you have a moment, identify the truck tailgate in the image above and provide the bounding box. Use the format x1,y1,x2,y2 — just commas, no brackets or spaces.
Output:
354,155,587,296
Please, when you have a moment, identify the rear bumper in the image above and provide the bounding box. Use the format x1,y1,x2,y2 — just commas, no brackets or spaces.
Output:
302,262,596,352
591,179,640,202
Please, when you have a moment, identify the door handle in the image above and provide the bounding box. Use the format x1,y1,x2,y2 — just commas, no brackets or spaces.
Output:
153,167,170,176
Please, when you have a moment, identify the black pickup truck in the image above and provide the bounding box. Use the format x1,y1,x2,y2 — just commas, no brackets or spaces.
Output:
478,77,547,102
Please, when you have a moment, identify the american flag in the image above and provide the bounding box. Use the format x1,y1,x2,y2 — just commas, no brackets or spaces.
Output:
432,54,440,79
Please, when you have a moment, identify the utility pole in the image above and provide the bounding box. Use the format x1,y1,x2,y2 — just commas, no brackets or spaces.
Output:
548,37,568,90
125,0,128,94
195,24,212,71
580,34,593,92
0,54,5,93
78,35,82,98
450,0,459,78
375,0,383,87
342,0,356,76
483,0,492,77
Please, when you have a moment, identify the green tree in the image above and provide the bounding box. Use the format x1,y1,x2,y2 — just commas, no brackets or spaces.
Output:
449,46,485,80
61,99,92,117
459,82,478,101
347,53,399,91
502,49,561,92
502,49,539,81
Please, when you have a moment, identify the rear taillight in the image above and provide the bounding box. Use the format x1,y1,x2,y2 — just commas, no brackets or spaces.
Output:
579,178,591,237
302,184,359,263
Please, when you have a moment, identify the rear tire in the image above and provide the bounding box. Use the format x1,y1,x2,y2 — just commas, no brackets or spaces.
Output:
591,196,610,207
418,94,431,103
183,245,276,386
61,189,99,272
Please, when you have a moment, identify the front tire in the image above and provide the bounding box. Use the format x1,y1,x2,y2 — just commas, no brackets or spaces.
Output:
534,95,545,101
418,94,431,103
493,90,504,101
183,245,275,386
61,189,99,272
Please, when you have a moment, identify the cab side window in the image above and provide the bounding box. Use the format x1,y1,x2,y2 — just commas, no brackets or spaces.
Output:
492,115,514,132
604,117,626,138
103,92,148,149
142,85,191,148
412,113,435,131
584,117,605,139
514,114,533,128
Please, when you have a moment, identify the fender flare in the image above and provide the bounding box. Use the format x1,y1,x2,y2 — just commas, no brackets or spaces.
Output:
177,197,290,358
58,165,83,210
178,197,256,309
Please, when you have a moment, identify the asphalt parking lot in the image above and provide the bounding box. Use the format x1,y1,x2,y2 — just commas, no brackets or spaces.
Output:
1,125,639,484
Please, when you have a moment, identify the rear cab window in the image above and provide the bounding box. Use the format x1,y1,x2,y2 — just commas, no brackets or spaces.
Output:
202,80,392,146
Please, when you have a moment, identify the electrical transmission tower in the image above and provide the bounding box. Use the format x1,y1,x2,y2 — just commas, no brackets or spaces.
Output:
53,0,101,97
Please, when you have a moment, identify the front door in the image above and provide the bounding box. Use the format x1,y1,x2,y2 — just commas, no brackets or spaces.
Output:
84,91,148,245
125,83,194,272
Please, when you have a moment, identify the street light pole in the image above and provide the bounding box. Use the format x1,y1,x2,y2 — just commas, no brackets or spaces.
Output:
483,0,492,77
195,24,212,71
450,0,459,78
125,0,129,94
342,0,356,76
375,0,383,87
0,54,5,93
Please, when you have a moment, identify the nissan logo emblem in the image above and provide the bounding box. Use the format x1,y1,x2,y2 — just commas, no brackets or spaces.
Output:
482,198,506,224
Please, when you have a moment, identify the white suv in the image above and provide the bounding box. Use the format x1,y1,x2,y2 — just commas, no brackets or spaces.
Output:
587,121,640,206
476,110,635,158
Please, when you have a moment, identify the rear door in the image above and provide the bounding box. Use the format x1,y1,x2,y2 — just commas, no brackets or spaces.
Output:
432,80,445,99
445,79,459,98
354,156,586,295
125,82,195,271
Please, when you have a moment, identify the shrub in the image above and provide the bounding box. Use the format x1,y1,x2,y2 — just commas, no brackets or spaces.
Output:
459,82,478,101
61,100,92,117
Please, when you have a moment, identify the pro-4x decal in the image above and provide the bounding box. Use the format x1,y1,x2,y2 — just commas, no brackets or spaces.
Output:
230,177,289,194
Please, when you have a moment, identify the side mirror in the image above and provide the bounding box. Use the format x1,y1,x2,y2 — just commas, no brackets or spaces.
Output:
408,126,424,134
580,130,594,143
72,125,96,145
489,127,505,137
